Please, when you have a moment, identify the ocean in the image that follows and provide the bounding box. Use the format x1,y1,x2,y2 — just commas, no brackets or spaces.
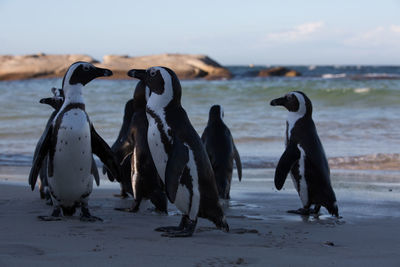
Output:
0,65,399,176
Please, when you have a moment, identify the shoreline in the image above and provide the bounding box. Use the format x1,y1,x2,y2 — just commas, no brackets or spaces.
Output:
1,167,400,266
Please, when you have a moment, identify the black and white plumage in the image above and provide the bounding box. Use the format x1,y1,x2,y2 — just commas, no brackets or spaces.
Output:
201,105,242,199
270,91,339,217
105,98,135,198
35,88,100,205
34,87,64,204
128,67,229,237
29,61,120,221
110,80,167,213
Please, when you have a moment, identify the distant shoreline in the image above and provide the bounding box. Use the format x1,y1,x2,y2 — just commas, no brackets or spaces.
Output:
1,54,400,81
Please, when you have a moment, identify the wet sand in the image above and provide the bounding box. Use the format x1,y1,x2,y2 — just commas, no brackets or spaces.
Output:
0,167,400,266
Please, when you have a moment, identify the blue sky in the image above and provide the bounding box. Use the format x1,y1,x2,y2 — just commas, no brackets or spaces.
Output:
1,0,400,65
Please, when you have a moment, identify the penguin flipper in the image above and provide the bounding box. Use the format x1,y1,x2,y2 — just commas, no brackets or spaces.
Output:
90,124,121,182
233,142,242,182
29,124,53,191
165,136,189,203
275,143,300,190
91,156,100,186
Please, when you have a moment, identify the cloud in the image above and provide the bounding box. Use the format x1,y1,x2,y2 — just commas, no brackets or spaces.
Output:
343,26,400,47
265,21,325,42
390,25,400,33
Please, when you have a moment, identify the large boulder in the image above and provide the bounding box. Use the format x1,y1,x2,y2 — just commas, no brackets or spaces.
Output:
258,67,301,77
99,53,231,80
0,54,98,80
0,53,231,81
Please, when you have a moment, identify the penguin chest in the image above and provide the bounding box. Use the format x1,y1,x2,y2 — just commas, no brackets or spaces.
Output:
290,144,309,206
146,115,170,183
49,109,93,204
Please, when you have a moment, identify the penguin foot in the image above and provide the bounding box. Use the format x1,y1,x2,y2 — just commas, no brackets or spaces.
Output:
114,189,129,199
158,216,197,237
154,208,168,215
115,200,140,213
80,214,103,222
154,226,183,232
113,193,129,199
114,207,139,213
38,206,62,221
37,215,62,221
161,228,194,238
155,215,187,232
287,208,311,216
80,206,102,222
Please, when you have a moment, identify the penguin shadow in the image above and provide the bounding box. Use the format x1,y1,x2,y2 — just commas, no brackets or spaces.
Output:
296,213,345,226
0,243,46,257
195,256,249,267
35,203,104,223
216,199,263,234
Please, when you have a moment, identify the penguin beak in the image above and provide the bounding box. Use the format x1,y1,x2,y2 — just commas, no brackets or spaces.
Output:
39,97,63,109
39,97,53,105
270,97,286,107
127,69,146,80
96,67,113,77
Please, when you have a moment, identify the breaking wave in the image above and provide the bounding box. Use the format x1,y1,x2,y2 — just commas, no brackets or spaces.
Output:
241,154,400,171
3,153,399,171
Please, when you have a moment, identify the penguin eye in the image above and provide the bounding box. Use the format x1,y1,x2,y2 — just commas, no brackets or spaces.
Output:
287,94,294,101
83,65,90,71
150,68,157,77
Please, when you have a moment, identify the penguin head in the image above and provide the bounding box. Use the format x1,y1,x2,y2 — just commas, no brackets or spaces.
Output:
51,87,64,98
127,66,182,107
270,91,312,117
39,87,64,110
62,61,113,88
209,105,224,122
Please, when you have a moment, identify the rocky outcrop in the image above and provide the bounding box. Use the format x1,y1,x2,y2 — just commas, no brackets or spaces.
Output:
0,53,231,81
0,54,98,80
99,54,231,80
258,67,301,77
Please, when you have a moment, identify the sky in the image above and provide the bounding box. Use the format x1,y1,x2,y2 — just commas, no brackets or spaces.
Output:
1,0,400,65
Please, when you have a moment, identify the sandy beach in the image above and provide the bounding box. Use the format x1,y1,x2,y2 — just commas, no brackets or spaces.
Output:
1,167,399,267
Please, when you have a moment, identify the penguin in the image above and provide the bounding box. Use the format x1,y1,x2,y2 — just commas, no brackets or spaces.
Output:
34,87,64,204
270,91,339,217
201,105,242,199
113,80,168,213
104,98,135,199
35,88,101,205
127,67,229,237
29,61,120,221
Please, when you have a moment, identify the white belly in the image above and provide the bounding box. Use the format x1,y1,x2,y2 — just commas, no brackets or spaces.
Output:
147,116,200,219
297,145,308,206
147,116,169,183
48,109,93,206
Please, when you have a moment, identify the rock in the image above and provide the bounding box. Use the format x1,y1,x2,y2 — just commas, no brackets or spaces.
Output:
258,66,301,77
0,53,231,81
0,54,98,81
99,53,231,80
